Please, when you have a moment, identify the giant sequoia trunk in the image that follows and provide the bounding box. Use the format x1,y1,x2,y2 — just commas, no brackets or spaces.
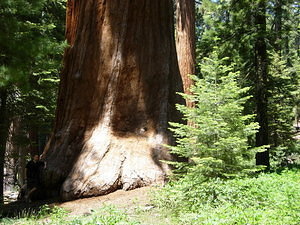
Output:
175,0,195,106
43,0,183,200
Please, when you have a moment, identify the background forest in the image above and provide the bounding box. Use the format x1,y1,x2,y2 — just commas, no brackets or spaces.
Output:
0,0,299,224
0,0,66,195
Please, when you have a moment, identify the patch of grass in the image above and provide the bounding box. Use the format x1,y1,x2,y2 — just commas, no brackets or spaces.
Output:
153,169,300,225
0,205,67,225
69,205,140,225
129,205,180,225
0,205,140,225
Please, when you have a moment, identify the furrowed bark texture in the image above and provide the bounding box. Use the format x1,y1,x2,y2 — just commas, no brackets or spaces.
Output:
43,0,183,200
175,0,195,107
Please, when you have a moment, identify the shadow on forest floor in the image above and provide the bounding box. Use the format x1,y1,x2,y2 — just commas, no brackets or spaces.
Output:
1,198,61,218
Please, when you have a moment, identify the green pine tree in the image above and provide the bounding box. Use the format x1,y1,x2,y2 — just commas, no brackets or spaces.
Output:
0,0,66,205
168,51,265,180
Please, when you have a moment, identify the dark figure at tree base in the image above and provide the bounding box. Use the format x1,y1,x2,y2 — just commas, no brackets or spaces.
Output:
24,154,45,202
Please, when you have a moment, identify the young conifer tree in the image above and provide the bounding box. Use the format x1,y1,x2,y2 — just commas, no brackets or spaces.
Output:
268,52,300,165
168,51,266,179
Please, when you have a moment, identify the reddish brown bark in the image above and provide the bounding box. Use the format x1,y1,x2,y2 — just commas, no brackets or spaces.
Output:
176,0,196,107
43,0,183,200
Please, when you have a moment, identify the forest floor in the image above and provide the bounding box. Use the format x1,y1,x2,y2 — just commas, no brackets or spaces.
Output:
55,186,175,224
2,186,170,224
1,169,299,225
57,186,154,217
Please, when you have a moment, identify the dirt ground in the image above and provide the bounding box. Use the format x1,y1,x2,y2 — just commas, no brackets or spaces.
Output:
57,186,155,217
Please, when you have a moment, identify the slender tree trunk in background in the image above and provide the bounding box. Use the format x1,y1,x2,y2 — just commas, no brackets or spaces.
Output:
8,118,26,187
4,120,17,191
295,3,300,128
0,88,9,206
254,0,270,168
18,145,26,187
29,128,39,155
274,0,283,54
270,0,283,147
43,0,183,200
176,0,196,107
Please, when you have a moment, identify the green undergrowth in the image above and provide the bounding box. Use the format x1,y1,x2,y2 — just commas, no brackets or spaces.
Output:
1,169,299,225
0,205,140,225
153,169,300,225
